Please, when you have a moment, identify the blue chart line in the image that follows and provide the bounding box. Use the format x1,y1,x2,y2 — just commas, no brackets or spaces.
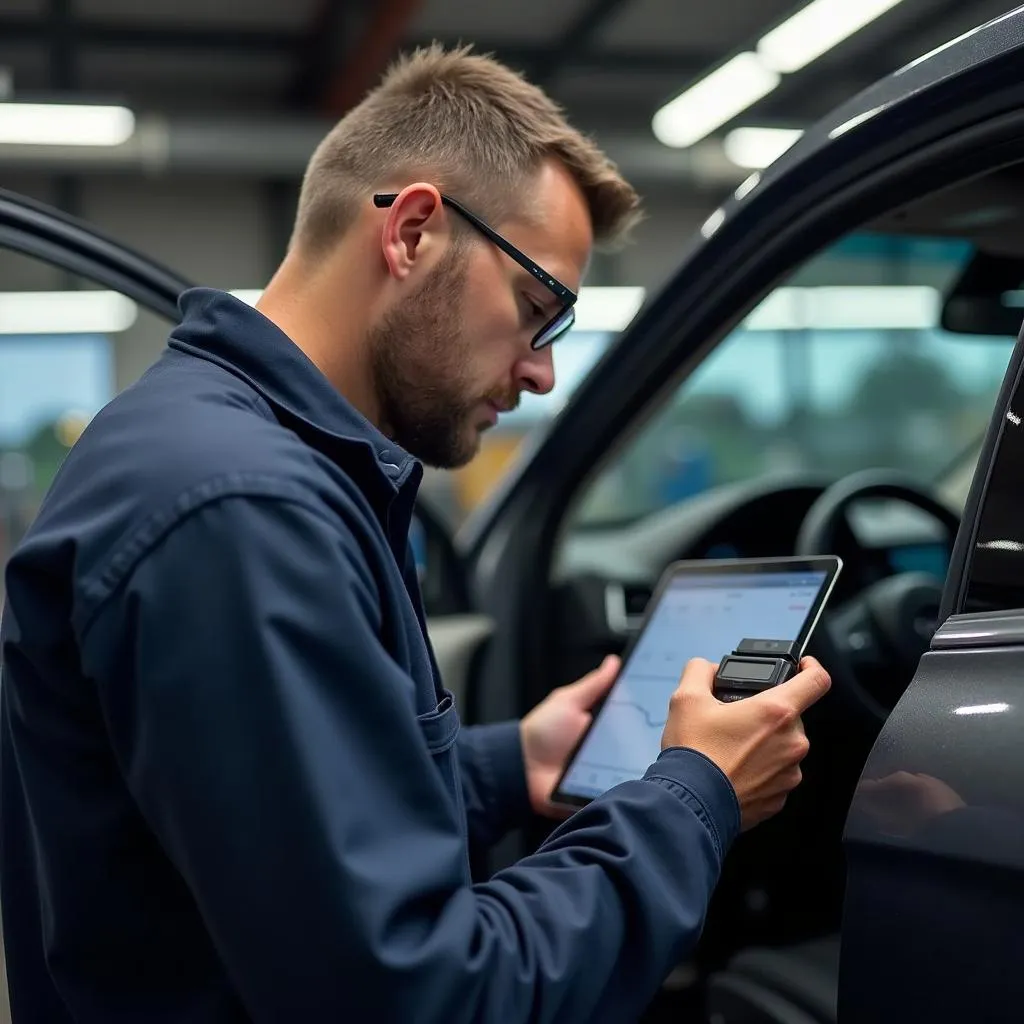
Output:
606,697,666,729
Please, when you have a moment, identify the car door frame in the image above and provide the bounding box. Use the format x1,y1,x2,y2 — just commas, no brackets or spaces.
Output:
452,13,1024,873
457,16,1024,716
0,187,189,317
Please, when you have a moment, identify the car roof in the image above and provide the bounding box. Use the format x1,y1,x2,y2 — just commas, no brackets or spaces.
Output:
714,7,1024,226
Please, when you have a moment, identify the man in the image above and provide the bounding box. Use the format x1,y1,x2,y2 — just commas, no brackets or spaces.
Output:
0,45,829,1023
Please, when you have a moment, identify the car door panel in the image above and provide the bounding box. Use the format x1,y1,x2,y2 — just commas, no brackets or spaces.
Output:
841,310,1024,1015
426,615,494,713
841,645,1024,1023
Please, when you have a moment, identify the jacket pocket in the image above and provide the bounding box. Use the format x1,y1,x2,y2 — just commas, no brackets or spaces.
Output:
415,688,460,754
415,689,465,829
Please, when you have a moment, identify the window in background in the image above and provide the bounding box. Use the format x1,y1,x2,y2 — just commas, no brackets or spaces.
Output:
0,336,115,592
0,247,163,599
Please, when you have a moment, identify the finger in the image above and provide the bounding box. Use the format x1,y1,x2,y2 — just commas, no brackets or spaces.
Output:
564,655,620,707
773,660,831,713
676,657,717,697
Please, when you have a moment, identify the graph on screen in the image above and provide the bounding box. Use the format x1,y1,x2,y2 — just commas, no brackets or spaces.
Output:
559,570,826,799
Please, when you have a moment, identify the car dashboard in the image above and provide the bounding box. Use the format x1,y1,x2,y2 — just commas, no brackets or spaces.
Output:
552,473,953,661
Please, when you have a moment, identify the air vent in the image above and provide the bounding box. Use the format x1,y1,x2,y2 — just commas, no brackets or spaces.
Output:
605,582,652,634
623,584,652,616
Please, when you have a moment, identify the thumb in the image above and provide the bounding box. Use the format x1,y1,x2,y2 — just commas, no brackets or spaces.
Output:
565,655,620,708
676,657,718,698
769,656,831,713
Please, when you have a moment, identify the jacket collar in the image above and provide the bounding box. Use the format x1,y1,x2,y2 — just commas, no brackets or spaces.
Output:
169,287,421,496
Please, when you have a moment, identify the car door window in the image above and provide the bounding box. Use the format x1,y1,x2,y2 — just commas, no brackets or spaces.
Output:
959,363,1024,613
572,234,1017,529
0,247,174,600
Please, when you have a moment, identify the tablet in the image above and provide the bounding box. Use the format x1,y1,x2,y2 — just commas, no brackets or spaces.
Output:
551,555,842,808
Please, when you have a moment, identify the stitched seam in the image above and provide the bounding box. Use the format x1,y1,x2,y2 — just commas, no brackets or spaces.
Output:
660,746,741,828
76,475,364,640
646,774,725,858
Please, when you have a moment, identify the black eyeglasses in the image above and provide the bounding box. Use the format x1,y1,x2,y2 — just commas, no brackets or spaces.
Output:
373,192,577,349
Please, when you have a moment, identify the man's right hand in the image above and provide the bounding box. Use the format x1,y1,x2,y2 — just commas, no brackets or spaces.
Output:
661,657,831,830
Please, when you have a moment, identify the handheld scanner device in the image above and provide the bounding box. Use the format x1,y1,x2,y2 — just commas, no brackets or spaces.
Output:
714,638,801,702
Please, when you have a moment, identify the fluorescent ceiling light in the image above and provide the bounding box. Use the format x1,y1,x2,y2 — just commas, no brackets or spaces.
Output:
743,285,939,331
652,53,780,149
0,291,137,334
233,286,647,334
758,0,906,74
953,703,1010,716
724,127,804,168
0,103,135,146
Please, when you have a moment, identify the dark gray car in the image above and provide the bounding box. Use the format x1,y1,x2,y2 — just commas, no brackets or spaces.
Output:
4,8,1024,1022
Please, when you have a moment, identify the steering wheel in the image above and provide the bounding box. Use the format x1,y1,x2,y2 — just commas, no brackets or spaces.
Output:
794,469,961,721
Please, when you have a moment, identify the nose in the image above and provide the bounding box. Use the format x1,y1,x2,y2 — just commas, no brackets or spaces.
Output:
515,344,556,396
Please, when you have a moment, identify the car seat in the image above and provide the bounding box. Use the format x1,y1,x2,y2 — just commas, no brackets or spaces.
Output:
705,934,839,1024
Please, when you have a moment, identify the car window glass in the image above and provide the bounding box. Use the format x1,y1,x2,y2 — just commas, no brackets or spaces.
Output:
0,247,173,602
961,366,1024,613
570,234,1017,529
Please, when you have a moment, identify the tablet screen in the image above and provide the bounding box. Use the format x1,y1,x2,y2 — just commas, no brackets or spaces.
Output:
555,560,837,803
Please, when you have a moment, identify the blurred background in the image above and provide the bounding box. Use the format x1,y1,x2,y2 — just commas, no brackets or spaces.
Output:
0,0,1017,568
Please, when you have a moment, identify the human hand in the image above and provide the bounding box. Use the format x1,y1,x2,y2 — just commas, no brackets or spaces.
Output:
662,656,831,830
520,655,620,819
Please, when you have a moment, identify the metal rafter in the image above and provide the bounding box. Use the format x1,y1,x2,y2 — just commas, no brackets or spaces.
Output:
0,15,719,79
0,16,297,54
287,0,362,107
530,0,637,85
317,0,424,115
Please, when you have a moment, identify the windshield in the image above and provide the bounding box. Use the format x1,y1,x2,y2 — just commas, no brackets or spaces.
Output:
574,234,1017,527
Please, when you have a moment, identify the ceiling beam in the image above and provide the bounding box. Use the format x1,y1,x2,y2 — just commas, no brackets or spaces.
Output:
287,0,363,108
0,16,298,55
530,0,637,85
0,16,717,78
317,0,424,116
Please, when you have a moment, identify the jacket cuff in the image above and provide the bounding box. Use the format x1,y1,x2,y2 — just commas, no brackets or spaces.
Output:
473,721,533,826
644,747,742,858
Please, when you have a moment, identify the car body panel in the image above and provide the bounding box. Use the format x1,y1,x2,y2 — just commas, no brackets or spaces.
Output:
842,640,1024,1021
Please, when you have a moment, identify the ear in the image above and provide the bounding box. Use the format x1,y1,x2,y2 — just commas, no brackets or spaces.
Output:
378,184,449,282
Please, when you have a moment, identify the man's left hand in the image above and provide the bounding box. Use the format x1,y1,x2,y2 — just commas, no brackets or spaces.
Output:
520,655,620,819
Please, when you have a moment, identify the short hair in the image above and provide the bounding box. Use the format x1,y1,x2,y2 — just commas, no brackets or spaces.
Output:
291,43,641,258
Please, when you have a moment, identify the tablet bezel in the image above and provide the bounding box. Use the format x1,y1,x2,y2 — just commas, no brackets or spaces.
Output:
550,554,843,809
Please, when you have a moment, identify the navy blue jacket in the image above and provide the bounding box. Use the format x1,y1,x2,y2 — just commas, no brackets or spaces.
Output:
0,289,740,1023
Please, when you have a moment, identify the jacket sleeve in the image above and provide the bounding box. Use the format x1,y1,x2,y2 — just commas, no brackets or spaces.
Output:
79,491,741,1024
457,722,534,853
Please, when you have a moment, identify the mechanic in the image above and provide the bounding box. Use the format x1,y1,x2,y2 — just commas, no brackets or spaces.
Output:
0,45,830,1023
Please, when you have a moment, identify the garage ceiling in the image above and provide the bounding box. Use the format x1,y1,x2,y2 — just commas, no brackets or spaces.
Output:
0,0,1017,184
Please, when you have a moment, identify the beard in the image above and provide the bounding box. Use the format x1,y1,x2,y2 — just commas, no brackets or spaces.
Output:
368,246,517,469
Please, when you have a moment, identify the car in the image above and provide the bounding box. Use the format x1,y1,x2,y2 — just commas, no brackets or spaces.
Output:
5,8,1024,1022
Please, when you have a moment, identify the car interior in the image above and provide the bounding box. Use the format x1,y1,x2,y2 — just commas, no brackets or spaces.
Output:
419,160,1024,1022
